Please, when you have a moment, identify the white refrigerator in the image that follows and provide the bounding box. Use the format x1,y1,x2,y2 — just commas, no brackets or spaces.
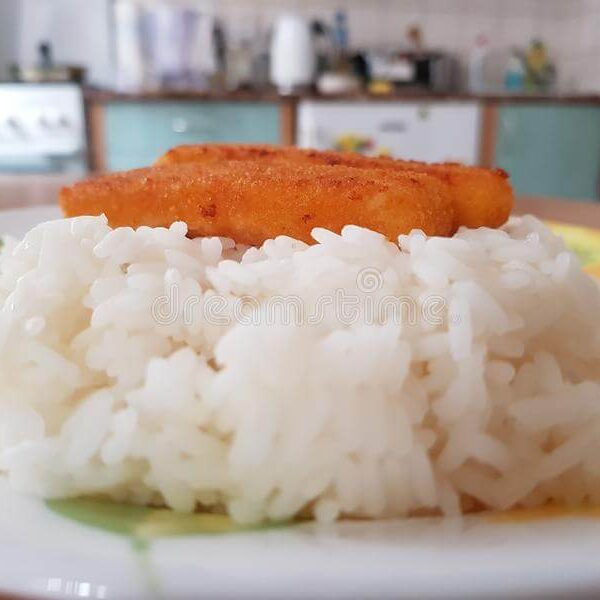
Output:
297,101,483,165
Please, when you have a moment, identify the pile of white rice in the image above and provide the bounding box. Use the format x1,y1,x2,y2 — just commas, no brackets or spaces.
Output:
1,214,600,523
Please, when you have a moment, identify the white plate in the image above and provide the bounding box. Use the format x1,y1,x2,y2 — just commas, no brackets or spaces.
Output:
1,206,600,600
0,205,62,238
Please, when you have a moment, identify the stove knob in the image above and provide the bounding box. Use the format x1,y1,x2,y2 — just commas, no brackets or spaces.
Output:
7,117,23,131
58,116,71,129
5,117,25,137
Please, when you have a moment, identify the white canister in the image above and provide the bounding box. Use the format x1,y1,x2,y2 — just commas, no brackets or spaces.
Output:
270,14,315,93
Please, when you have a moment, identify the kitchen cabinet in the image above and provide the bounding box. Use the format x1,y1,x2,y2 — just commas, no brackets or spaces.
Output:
103,101,281,171
297,101,482,165
84,91,600,190
495,104,600,201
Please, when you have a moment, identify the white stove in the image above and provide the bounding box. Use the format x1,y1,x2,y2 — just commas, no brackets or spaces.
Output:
0,83,87,174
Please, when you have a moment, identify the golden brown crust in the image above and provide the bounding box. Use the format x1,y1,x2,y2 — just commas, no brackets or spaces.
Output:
60,161,456,244
157,144,514,230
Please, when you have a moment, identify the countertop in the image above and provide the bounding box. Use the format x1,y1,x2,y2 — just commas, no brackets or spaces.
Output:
84,86,600,105
0,174,78,210
0,174,599,228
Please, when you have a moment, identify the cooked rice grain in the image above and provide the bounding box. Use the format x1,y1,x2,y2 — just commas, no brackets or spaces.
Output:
1,215,600,523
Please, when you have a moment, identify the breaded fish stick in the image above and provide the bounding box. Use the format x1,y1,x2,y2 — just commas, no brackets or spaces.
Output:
61,161,455,244
157,144,513,230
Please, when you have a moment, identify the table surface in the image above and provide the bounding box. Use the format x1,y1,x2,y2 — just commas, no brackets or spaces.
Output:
514,196,600,227
0,174,599,228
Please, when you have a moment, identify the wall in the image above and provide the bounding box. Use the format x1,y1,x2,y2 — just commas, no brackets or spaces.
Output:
571,0,600,92
15,0,114,86
214,0,599,92
0,0,21,78
3,0,598,92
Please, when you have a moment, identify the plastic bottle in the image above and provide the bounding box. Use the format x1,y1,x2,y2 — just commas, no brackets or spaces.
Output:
504,53,524,91
333,10,348,55
467,34,489,93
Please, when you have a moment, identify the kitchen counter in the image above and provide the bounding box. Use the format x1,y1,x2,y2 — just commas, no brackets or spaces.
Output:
84,87,288,104
84,87,600,105
0,175,598,228
0,174,78,211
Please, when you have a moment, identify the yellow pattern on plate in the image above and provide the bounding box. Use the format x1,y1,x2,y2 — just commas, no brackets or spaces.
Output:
491,505,600,523
546,220,600,275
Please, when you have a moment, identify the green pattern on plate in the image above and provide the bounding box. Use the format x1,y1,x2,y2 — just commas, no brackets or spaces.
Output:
46,498,258,540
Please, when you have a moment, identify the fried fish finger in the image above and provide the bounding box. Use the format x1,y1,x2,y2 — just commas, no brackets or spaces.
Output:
60,161,455,245
157,144,513,230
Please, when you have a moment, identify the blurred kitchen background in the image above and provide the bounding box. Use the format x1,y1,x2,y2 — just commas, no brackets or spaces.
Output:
0,0,599,201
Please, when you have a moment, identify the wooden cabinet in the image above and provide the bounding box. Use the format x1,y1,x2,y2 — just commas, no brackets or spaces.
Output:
102,101,282,171
495,104,600,201
85,94,600,199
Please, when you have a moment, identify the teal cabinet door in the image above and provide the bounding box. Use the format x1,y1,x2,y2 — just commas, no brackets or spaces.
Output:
105,102,281,171
495,104,600,201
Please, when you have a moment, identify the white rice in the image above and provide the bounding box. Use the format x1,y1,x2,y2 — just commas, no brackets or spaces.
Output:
1,214,600,523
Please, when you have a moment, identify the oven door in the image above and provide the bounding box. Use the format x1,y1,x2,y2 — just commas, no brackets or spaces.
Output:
0,83,88,175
